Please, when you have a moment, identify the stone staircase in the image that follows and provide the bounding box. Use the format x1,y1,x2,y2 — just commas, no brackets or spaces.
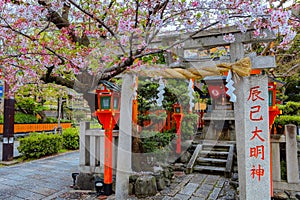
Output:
186,142,235,178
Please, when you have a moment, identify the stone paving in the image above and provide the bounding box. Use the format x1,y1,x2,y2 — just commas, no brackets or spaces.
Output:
99,173,237,200
0,151,79,199
0,149,237,200
1,150,300,200
168,175,230,199
157,173,232,200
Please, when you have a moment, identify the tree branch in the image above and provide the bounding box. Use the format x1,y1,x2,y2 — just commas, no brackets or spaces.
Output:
62,2,71,21
67,0,115,37
37,21,51,36
1,21,67,64
260,0,288,55
67,0,127,53
0,52,54,61
281,63,300,77
41,72,75,89
160,0,169,19
38,0,90,46
134,0,139,28
261,42,272,56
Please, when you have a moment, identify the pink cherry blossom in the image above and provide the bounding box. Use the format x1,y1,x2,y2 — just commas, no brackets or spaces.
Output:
223,34,236,43
0,0,297,96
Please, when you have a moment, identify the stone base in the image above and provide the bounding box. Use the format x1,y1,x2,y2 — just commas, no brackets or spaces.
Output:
129,165,174,198
75,172,116,194
135,175,157,198
76,173,96,190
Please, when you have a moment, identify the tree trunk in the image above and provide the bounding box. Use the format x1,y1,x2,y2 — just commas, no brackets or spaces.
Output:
37,111,47,122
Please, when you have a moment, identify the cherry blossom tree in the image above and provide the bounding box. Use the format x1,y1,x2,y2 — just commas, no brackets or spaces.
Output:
0,0,298,107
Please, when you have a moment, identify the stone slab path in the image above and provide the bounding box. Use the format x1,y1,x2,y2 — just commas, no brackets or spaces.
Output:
1,150,298,200
0,151,79,200
102,173,237,200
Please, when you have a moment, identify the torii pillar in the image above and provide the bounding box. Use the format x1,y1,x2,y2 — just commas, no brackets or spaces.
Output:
115,74,134,199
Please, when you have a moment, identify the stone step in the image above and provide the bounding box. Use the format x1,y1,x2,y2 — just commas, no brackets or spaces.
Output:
204,146,229,150
196,157,227,164
200,150,229,156
187,142,235,177
192,142,235,147
193,165,226,172
202,143,234,147
202,148,229,152
192,144,231,152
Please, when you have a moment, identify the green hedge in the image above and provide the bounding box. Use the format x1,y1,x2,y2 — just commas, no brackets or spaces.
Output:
0,113,38,124
18,133,62,159
14,113,38,123
18,128,80,159
62,128,80,150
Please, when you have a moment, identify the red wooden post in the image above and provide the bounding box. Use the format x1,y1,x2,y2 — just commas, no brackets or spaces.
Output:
175,118,182,154
96,110,113,195
173,103,183,154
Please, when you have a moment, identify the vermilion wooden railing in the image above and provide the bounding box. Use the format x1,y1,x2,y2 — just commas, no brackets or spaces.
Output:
0,123,72,134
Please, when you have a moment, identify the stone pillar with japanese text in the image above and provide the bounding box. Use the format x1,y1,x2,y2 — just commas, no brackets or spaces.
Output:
234,75,271,200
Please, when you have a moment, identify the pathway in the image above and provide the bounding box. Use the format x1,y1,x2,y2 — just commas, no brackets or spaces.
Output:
0,150,299,200
101,173,237,200
0,151,78,199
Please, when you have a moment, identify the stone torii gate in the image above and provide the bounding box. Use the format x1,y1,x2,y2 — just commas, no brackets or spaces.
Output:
115,26,277,199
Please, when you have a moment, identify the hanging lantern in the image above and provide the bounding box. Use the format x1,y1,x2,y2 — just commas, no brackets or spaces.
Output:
173,103,182,114
95,84,120,115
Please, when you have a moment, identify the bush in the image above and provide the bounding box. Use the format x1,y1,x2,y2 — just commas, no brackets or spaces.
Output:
43,117,72,123
14,112,38,123
278,101,300,115
18,133,62,159
274,115,300,127
44,117,57,123
62,128,80,150
140,130,176,153
60,119,72,123
181,113,198,139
